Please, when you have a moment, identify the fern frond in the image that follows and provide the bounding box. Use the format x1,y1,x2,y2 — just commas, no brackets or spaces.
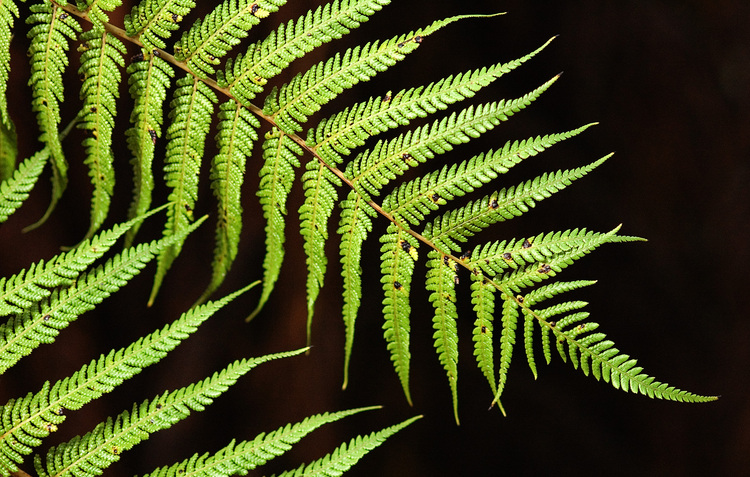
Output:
175,0,285,79
298,159,341,343
138,406,381,477
0,215,207,374
220,0,391,106
198,100,260,304
124,0,195,50
381,122,592,226
26,3,82,228
533,305,718,403
149,76,217,305
311,35,556,166
380,223,418,405
77,29,126,238
0,0,18,127
124,50,175,246
338,190,375,389
264,14,479,134
470,273,497,395
272,415,421,477
0,207,167,317
77,0,123,31
0,119,17,181
248,128,303,320
425,251,459,424
423,155,612,253
0,284,252,472
35,347,306,477
0,149,48,224
494,294,518,406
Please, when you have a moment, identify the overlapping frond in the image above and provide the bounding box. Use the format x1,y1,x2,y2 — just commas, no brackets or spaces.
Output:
34,348,306,477
0,284,250,474
0,215,206,375
220,0,392,106
0,149,48,224
0,0,18,127
149,76,217,305
77,29,126,238
26,2,82,228
273,415,421,477
124,0,195,50
175,0,286,79
250,128,303,320
124,50,175,246
139,407,380,477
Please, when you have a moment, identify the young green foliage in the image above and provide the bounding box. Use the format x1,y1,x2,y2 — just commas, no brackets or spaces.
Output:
0,149,48,224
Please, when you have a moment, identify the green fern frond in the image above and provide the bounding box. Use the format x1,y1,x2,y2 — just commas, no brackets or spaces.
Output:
494,294,518,405
124,0,195,50
0,149,48,224
470,273,497,395
264,14,478,135
0,119,17,181
138,406,381,477
0,284,252,472
77,29,126,238
423,155,612,253
149,76,217,305
425,251,459,424
338,190,375,389
34,347,306,477
124,50,175,246
26,3,82,229
380,223,418,405
0,207,167,317
220,0,391,106
311,35,555,166
175,0,285,79
249,128,303,320
0,215,206,374
0,0,18,127
77,0,123,31
198,100,260,304
381,121,590,227
272,415,421,477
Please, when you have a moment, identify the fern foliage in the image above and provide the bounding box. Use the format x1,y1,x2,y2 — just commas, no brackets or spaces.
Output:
0,6,716,473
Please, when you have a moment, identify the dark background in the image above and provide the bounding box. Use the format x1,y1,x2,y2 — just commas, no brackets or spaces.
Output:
1,1,748,476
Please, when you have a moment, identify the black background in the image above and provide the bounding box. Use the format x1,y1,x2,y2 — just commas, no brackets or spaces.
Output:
1,1,748,476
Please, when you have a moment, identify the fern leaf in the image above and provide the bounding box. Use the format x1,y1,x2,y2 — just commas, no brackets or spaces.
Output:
198,100,260,304
425,251,459,424
423,155,612,254
149,76,217,305
220,0,391,106
494,294,518,406
138,407,381,477
545,310,717,403
312,36,556,166
470,273,497,395
0,149,48,224
380,223,417,405
0,207,167,317
272,416,421,477
382,122,591,226
77,29,126,238
175,0,285,79
35,347,306,477
298,159,341,343
0,215,207,374
77,0,123,31
338,189,375,389
248,128,303,320
124,50,175,246
0,0,18,127
0,284,252,471
124,0,195,50
264,14,478,134
0,119,17,182
26,3,82,228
